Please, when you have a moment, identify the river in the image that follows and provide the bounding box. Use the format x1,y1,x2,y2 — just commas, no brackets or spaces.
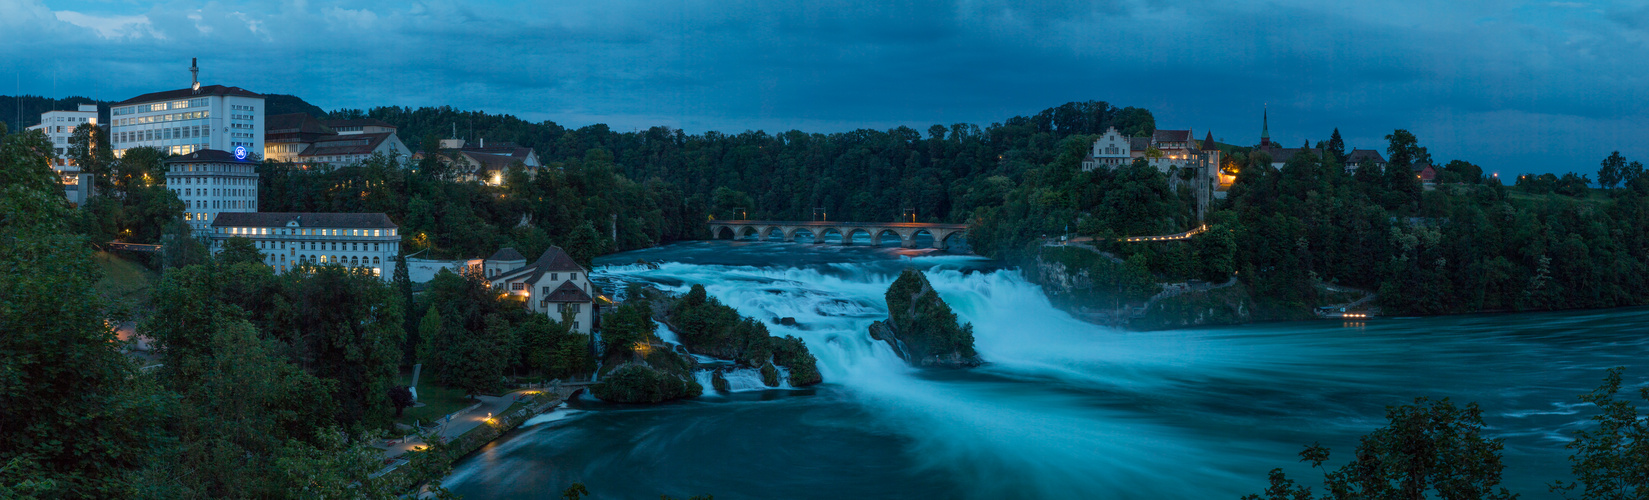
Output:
443,240,1649,499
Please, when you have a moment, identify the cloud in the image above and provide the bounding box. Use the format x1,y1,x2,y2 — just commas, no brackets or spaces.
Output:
5,0,1647,175
53,10,166,39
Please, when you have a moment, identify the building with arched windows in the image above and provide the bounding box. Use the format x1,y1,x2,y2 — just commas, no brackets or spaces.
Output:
208,212,401,281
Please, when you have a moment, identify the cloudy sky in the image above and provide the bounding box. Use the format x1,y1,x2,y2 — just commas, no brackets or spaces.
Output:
5,0,1647,175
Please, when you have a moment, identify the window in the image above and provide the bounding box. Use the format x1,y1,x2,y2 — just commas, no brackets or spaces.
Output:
571,273,578,280
542,286,549,295
573,321,579,331
512,283,525,291
551,273,558,281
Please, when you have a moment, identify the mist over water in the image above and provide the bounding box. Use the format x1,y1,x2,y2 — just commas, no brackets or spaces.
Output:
446,241,1649,499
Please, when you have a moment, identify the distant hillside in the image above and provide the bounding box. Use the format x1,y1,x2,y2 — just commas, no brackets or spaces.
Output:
263,94,326,118
1,93,324,134
1,95,110,132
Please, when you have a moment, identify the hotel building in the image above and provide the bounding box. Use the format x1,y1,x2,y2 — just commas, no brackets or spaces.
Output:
109,59,264,159
209,212,402,280
164,149,259,233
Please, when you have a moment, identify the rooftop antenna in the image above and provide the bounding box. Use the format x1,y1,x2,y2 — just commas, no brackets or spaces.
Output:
190,58,200,93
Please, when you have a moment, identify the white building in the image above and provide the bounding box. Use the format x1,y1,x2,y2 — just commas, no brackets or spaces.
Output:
487,246,598,333
264,114,409,166
209,212,402,280
110,59,264,159
1081,127,1133,171
25,104,99,205
164,149,259,233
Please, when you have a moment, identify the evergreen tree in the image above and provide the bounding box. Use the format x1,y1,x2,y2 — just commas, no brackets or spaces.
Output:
1326,128,1346,164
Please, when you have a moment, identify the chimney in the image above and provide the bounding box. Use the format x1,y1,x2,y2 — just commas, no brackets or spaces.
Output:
190,58,200,93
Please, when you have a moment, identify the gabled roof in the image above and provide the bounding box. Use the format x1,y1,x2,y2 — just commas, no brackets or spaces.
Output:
487,246,587,288
299,132,395,157
1129,137,1151,152
541,281,593,303
164,149,250,164
1153,129,1192,143
461,151,523,170
1410,161,1435,172
488,247,525,262
1346,149,1387,165
211,212,398,229
114,85,262,106
530,246,584,273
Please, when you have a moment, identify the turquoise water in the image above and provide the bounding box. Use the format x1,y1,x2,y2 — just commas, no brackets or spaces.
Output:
444,241,1649,499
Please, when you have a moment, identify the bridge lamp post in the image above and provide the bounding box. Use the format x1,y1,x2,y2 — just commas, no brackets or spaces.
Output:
733,207,748,220
813,207,827,222
901,208,916,223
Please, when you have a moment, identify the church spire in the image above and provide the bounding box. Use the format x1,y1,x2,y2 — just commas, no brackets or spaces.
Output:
1260,105,1270,147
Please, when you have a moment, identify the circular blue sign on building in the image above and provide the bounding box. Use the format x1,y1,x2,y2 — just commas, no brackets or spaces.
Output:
234,146,248,160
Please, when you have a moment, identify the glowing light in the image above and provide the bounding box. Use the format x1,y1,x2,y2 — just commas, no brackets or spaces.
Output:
234,146,248,160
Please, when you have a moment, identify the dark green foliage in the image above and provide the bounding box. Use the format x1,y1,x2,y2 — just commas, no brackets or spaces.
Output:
884,269,977,362
759,362,780,387
1243,398,1515,500
601,299,655,355
1551,368,1649,499
590,364,703,403
216,235,263,266
662,284,822,385
0,130,168,497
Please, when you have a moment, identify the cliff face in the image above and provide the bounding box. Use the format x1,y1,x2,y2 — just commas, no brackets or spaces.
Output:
873,269,981,368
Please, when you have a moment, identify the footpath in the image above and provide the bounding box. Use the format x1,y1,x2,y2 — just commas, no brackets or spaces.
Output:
370,383,590,490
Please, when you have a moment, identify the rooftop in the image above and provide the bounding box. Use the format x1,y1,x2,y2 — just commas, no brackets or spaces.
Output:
164,149,254,164
114,85,263,106
211,212,399,229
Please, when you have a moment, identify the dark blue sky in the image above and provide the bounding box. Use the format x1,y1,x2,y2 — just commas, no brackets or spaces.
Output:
6,0,1647,176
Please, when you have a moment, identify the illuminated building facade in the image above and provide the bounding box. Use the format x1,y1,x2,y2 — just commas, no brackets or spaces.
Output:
110,59,264,159
164,149,259,233
209,212,402,280
25,104,99,205
487,246,597,333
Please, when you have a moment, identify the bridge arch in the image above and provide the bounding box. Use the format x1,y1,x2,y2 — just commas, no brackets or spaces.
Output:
817,228,844,244
786,227,816,243
912,229,936,248
738,226,761,240
937,229,967,251
763,226,786,241
846,228,873,245
714,226,736,240
875,229,903,247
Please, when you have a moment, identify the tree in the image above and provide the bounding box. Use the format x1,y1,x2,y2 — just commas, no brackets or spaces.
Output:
417,306,443,366
280,264,407,430
0,132,168,497
1599,151,1627,189
602,301,656,356
1243,398,1516,500
159,221,210,269
388,386,415,417
1551,367,1649,499
218,236,264,266
1326,128,1346,165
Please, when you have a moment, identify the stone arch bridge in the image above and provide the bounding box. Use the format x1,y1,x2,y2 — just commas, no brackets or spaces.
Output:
707,220,969,250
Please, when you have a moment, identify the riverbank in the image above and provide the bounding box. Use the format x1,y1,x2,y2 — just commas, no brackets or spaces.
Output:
376,385,584,496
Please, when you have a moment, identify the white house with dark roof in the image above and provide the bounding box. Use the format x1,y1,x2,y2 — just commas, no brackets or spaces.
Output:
487,246,597,333
1081,127,1133,171
209,212,401,280
166,149,260,233
110,59,263,158
262,113,407,166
